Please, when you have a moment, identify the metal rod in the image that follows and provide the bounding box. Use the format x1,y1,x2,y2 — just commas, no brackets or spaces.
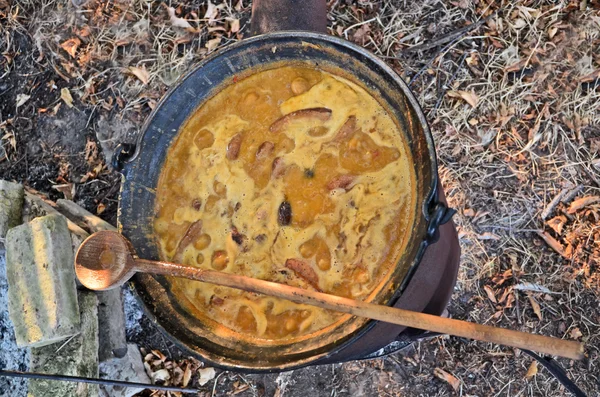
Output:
0,370,199,394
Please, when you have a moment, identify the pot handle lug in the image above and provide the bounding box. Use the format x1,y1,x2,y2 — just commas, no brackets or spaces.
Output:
111,143,136,173
250,0,327,36
425,202,456,244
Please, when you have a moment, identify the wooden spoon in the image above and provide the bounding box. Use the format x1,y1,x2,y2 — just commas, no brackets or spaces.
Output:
75,231,584,360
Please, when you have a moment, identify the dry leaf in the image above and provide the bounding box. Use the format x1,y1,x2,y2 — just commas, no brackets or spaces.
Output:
527,294,543,320
477,232,500,240
434,368,460,391
463,208,476,217
151,368,170,383
230,18,240,33
183,364,192,387
525,361,538,379
447,90,479,108
60,88,74,108
96,202,106,215
513,282,554,294
128,66,150,85
483,285,497,303
15,94,30,108
52,183,74,200
198,367,216,386
546,216,566,235
206,37,221,52
570,327,583,339
168,7,192,29
204,2,218,22
535,230,569,259
2,132,17,150
568,196,600,214
60,38,81,58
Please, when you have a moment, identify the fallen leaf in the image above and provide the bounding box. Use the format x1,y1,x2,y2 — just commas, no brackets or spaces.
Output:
168,6,192,29
535,230,570,259
527,294,543,320
61,88,74,108
60,38,81,58
568,196,600,214
434,368,460,392
128,66,150,85
352,24,371,44
52,183,74,200
1,132,17,150
151,368,170,383
205,37,221,52
570,327,582,339
15,94,30,108
483,285,497,303
525,361,538,379
204,1,218,22
463,208,476,217
198,367,216,386
546,216,566,235
447,90,478,108
96,202,106,215
477,232,500,240
230,18,240,33
513,282,555,294
183,364,192,387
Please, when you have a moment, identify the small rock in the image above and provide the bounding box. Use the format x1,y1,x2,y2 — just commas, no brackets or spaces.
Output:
6,214,80,347
99,344,151,397
29,290,99,397
0,180,24,240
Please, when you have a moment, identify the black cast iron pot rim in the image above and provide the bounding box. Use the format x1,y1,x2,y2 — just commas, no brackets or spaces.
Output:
118,30,441,372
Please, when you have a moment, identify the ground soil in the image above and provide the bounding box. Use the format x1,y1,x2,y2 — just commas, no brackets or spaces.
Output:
1,0,598,396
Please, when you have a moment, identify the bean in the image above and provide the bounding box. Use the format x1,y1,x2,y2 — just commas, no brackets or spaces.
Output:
227,133,242,160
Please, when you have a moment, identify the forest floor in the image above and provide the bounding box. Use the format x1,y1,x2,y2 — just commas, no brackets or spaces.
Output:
0,0,599,396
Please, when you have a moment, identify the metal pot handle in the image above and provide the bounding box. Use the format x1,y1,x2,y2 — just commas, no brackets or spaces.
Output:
250,0,327,35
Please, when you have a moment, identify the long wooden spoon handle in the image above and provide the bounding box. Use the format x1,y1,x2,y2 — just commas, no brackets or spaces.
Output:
134,259,584,360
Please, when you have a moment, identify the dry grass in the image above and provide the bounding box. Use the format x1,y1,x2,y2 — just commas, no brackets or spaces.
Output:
1,0,599,396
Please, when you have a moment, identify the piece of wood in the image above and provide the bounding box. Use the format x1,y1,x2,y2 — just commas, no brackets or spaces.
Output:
76,231,585,361
57,199,116,232
24,192,89,241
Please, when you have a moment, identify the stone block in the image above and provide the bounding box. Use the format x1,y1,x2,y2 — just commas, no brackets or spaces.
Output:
28,290,99,397
99,344,151,397
5,214,80,347
0,180,24,239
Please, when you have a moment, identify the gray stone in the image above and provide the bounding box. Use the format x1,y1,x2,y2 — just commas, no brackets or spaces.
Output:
0,248,29,397
0,180,24,240
98,344,151,397
28,290,99,397
97,289,127,362
5,214,80,347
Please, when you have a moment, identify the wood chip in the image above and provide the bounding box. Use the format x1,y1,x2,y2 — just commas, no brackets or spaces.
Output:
568,196,600,214
434,368,460,391
525,361,538,379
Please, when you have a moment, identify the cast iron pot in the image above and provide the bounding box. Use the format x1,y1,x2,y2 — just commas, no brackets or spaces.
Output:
113,0,460,372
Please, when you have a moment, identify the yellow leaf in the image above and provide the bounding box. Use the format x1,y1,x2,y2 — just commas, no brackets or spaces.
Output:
448,90,479,108
525,361,538,379
434,368,460,392
61,88,74,108
128,66,150,85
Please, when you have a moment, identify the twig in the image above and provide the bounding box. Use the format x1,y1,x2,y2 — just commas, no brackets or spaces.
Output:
535,230,570,259
432,51,470,117
403,15,492,54
541,184,583,220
